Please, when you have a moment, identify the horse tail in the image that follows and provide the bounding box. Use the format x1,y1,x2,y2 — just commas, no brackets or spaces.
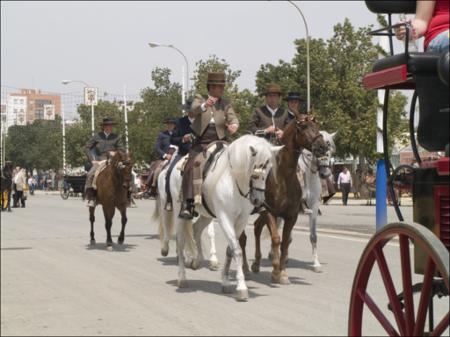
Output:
151,195,161,238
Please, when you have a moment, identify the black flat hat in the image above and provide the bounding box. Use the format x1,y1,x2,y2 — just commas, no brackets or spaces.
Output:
164,117,177,124
284,92,306,101
102,117,117,126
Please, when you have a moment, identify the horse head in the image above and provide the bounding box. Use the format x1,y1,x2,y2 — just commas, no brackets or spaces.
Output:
283,114,328,159
228,135,283,208
316,131,337,179
111,151,133,189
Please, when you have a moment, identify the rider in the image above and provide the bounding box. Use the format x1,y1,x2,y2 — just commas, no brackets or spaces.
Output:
84,117,125,207
147,117,177,198
179,72,239,219
164,98,195,211
249,83,289,144
285,91,305,121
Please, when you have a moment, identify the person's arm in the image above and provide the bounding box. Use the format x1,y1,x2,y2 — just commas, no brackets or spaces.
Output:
395,0,436,40
225,104,239,135
155,134,166,158
85,135,97,162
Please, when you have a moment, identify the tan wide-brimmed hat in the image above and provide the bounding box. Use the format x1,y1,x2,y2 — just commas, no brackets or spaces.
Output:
207,72,226,85
261,83,282,96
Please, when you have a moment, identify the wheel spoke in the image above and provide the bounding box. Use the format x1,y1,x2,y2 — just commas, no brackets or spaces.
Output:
357,289,400,336
430,312,450,336
399,234,415,336
375,244,407,335
413,257,436,336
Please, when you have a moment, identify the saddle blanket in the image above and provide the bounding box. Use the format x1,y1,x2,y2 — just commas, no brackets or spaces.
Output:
92,160,108,190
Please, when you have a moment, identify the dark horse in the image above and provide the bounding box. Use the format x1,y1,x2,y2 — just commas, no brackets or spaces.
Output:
89,151,133,250
1,161,14,212
240,114,328,284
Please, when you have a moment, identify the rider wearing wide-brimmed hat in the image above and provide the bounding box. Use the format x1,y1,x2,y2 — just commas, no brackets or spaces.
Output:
84,117,125,207
284,91,306,121
179,72,239,219
249,83,289,144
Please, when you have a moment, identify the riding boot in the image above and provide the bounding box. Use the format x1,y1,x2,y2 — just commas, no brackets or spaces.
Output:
85,188,96,207
179,199,195,220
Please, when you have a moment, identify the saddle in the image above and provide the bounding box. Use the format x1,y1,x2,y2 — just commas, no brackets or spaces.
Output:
178,141,227,206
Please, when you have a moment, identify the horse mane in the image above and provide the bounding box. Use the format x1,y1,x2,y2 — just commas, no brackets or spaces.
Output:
223,135,275,189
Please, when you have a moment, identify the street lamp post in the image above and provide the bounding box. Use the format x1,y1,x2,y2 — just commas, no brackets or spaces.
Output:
61,102,67,174
286,1,311,112
148,42,190,112
62,80,96,136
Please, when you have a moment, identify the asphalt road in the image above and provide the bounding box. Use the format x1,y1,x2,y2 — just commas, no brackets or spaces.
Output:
1,193,447,336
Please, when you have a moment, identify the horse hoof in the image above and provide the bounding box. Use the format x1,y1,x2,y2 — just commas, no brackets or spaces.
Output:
190,260,200,271
90,239,96,245
236,289,249,302
178,279,188,288
244,270,251,281
209,260,220,271
280,272,290,285
313,265,322,273
222,285,233,294
251,262,260,273
118,239,124,245
161,248,169,257
106,245,113,251
271,272,282,284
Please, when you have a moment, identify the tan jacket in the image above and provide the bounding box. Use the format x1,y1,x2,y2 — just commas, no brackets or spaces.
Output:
191,95,239,140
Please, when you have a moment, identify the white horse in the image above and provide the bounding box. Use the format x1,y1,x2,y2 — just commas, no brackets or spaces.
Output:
152,148,220,270
171,135,282,302
298,130,336,272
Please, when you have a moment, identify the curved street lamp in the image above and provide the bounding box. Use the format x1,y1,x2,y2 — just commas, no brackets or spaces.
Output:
286,1,311,112
62,80,95,136
148,42,190,109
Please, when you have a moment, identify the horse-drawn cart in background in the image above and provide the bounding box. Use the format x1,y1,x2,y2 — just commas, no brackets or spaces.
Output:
348,1,449,336
60,175,86,200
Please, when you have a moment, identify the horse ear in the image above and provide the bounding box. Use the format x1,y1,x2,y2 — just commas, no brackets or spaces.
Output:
271,145,284,156
249,146,257,157
331,131,338,139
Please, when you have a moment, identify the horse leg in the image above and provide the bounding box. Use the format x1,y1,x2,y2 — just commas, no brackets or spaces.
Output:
251,213,266,273
278,217,297,285
267,213,282,284
89,206,96,245
103,206,115,250
7,189,12,212
176,219,188,288
207,220,219,271
117,207,127,245
309,204,322,272
217,212,248,302
188,215,210,270
239,231,251,279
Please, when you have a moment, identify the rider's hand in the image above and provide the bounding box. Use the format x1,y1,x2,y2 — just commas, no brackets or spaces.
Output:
265,126,276,134
275,129,284,139
165,154,172,161
205,96,218,108
182,134,192,143
92,160,100,165
227,124,238,135
109,151,116,157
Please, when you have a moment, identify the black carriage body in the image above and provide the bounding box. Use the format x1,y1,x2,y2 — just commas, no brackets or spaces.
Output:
64,175,86,194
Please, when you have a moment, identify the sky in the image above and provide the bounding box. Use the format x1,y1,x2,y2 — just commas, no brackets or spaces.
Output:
1,0,391,99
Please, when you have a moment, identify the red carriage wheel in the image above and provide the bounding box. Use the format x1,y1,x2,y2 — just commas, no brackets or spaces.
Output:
349,222,449,336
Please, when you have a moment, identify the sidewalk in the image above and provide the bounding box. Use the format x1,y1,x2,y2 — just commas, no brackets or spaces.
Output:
326,192,412,207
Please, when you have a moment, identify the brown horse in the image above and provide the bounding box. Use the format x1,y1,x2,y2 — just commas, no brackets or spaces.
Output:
89,151,133,250
240,114,328,284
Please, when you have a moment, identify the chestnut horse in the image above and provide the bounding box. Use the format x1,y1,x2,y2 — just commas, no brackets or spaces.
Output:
89,151,133,250
240,114,328,284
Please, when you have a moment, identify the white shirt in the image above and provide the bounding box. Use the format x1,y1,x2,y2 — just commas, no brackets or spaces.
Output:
266,105,279,116
338,171,352,185
104,131,110,138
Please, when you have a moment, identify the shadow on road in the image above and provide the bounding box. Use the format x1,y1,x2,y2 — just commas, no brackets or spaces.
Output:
259,257,327,272
157,256,178,266
1,247,33,251
85,243,137,252
166,279,266,301
145,234,160,240
245,270,312,288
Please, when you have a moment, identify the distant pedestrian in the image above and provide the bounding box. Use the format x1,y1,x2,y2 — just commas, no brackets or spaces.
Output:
337,166,352,206
13,168,27,208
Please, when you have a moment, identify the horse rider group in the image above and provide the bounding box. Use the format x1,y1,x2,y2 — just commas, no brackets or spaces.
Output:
83,72,335,215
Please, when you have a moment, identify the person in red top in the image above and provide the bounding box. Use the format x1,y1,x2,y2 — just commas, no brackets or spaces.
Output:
395,0,449,52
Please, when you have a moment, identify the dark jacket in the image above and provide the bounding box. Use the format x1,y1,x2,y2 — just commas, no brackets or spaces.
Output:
85,132,125,162
155,130,173,159
171,116,193,155
249,106,289,143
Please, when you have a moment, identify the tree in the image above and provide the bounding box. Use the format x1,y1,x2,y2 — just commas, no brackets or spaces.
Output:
6,119,62,171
